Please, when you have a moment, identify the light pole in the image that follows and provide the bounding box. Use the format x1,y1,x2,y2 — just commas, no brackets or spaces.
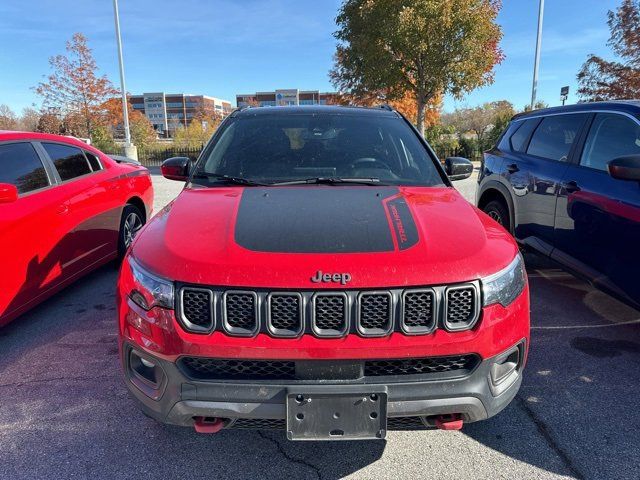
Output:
112,0,137,159
531,0,545,110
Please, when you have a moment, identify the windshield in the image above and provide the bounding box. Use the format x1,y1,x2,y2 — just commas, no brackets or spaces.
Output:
195,112,446,187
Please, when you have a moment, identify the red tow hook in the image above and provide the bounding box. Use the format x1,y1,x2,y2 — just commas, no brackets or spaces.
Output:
193,417,225,434
435,414,464,430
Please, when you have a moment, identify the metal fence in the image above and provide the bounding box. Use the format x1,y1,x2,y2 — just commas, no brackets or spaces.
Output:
108,146,203,167
434,147,483,163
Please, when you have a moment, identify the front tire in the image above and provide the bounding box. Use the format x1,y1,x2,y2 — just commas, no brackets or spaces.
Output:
483,200,511,233
118,204,145,259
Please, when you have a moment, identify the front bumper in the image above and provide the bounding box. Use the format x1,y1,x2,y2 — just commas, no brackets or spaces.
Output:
121,340,525,431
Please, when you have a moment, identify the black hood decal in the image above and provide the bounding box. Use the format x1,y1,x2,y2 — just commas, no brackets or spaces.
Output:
384,196,419,250
234,187,418,253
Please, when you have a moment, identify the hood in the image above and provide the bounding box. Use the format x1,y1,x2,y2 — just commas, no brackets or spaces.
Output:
132,185,518,289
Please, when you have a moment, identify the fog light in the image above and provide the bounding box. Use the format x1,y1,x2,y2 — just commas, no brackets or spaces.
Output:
491,349,519,385
130,350,160,387
489,344,522,396
140,357,155,368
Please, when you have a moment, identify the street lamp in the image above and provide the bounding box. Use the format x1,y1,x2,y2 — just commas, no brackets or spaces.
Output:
531,0,545,110
112,0,137,160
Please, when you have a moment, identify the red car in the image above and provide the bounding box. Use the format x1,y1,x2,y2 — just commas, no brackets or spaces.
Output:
118,106,529,440
0,131,153,327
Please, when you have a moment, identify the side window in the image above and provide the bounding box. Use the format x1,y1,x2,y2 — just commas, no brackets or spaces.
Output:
508,119,538,152
527,114,586,162
84,151,103,171
580,113,640,171
42,143,92,181
0,142,49,194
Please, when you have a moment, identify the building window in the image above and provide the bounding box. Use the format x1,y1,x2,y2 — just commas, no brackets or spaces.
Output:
260,101,276,107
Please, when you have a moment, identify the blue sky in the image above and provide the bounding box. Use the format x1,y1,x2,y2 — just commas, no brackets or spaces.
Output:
0,0,621,113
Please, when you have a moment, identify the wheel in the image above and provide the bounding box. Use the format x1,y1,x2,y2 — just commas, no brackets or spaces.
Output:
118,204,145,259
483,200,511,233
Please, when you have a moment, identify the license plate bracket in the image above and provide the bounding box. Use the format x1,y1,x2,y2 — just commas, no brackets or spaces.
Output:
286,390,387,441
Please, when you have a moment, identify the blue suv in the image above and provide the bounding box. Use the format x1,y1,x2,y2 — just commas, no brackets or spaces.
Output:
477,101,640,310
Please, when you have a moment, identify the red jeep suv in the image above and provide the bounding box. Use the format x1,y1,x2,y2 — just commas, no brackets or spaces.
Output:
118,106,529,440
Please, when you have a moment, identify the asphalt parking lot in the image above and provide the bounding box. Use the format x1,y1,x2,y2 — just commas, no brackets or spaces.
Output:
1,169,639,480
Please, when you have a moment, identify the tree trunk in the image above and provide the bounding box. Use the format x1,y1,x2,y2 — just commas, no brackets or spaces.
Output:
416,94,426,137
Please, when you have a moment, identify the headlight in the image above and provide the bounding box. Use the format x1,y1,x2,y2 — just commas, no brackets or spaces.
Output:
481,254,526,307
128,256,174,310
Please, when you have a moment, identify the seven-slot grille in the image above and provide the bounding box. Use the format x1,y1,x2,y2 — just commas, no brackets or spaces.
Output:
177,283,481,337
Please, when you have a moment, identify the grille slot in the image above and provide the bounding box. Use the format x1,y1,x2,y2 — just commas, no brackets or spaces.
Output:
223,291,258,336
364,354,479,377
180,288,214,332
180,358,296,381
180,355,479,381
312,293,348,337
230,418,286,430
267,293,303,337
387,417,428,430
445,285,479,331
402,289,437,334
357,292,392,336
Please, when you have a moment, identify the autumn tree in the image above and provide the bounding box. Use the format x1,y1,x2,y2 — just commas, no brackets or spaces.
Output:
443,101,514,149
173,109,222,149
0,105,18,130
37,111,63,134
18,108,41,132
523,100,549,112
35,33,118,139
329,90,442,127
99,97,157,149
331,0,504,136
577,0,640,100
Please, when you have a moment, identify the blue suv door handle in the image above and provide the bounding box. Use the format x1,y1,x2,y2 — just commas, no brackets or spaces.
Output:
562,180,581,193
507,163,519,174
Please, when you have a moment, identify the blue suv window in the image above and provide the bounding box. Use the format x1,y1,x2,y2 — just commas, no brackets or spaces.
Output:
580,113,640,171
508,119,538,152
527,114,586,162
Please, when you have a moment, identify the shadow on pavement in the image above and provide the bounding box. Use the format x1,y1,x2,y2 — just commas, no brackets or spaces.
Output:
464,252,640,480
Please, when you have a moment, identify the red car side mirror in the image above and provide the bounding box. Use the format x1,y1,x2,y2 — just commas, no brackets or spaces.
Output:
161,157,191,182
0,183,18,204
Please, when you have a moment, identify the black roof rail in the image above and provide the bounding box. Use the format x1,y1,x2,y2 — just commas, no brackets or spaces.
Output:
231,105,254,116
378,104,394,111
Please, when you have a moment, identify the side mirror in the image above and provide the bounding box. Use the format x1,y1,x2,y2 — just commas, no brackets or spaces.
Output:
444,157,474,181
161,157,190,182
0,183,18,204
608,155,640,181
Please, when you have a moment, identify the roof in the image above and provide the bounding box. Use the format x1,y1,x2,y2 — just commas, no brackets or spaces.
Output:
232,105,399,117
513,100,640,121
0,130,93,147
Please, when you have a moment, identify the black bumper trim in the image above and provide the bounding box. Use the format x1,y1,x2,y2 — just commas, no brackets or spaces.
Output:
122,341,524,429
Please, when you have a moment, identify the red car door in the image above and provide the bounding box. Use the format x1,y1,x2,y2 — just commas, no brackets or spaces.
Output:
0,141,61,324
39,141,120,280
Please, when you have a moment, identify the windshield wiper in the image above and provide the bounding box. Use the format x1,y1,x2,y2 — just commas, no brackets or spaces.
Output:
192,173,269,186
270,177,384,186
